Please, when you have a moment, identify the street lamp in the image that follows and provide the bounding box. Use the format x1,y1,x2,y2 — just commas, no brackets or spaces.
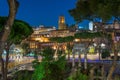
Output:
101,43,106,48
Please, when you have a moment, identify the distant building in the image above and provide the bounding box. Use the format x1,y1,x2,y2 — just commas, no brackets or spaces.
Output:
2,44,23,62
93,20,120,32
50,29,75,37
32,25,56,34
89,21,93,31
28,25,75,50
92,20,120,50
58,16,67,30
28,25,56,49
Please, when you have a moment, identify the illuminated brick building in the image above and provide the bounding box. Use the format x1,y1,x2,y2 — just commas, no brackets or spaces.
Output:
28,25,75,51
28,25,56,50
58,15,67,30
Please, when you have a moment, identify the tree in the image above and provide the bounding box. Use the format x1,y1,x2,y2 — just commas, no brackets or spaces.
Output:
0,17,33,44
69,0,120,79
69,0,120,22
49,37,66,60
0,10,33,80
13,70,33,80
74,32,97,70
21,42,30,55
0,0,19,80
101,49,110,59
32,47,66,80
64,36,74,60
0,20,32,79
0,18,33,77
68,24,77,31
8,19,33,44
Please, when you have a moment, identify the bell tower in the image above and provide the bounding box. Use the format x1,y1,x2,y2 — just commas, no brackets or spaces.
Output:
58,16,66,29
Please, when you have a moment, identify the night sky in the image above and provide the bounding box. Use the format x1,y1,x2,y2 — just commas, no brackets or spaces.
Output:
0,0,89,28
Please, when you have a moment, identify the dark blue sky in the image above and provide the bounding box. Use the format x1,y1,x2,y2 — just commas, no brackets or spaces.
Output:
0,0,89,28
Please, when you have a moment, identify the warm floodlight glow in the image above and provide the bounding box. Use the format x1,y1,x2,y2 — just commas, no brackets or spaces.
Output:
74,39,80,42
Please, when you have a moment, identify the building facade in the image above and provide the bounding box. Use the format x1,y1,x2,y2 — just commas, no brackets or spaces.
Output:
28,25,75,51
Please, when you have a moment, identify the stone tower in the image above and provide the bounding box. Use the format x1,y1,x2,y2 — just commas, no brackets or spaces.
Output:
58,16,66,29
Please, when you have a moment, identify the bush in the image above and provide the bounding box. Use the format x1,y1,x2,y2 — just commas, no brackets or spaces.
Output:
101,49,110,59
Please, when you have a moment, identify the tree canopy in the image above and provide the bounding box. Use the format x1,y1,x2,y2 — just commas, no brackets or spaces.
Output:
69,0,120,22
0,16,33,44
50,32,111,41
75,32,111,39
49,37,66,43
